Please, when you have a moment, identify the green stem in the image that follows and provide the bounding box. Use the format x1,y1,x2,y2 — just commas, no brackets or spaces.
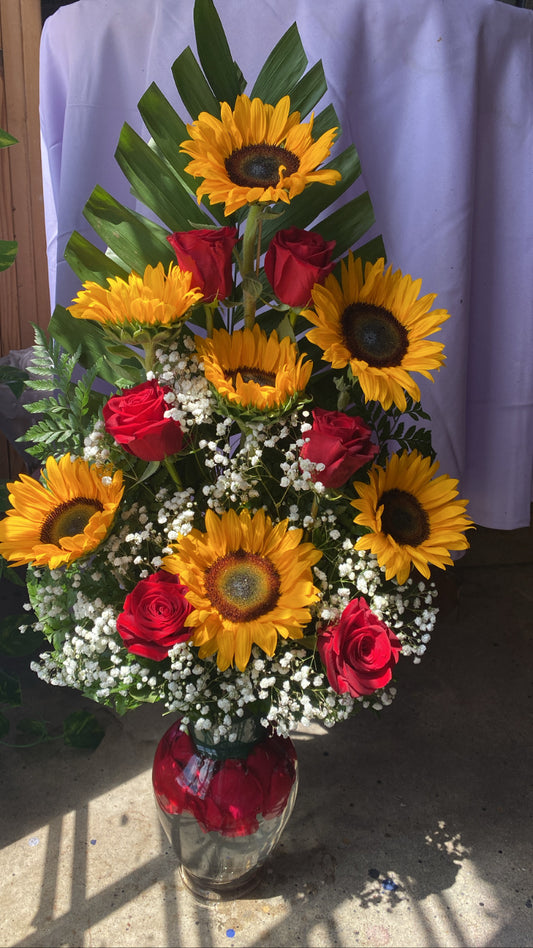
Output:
204,304,214,338
142,337,155,374
163,457,183,490
304,495,320,543
241,204,262,329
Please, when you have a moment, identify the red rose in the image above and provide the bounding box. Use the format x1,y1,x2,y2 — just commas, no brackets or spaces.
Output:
167,227,239,303
206,759,264,836
103,379,183,462
247,735,297,820
116,571,193,660
318,597,402,697
300,407,378,488
264,226,336,307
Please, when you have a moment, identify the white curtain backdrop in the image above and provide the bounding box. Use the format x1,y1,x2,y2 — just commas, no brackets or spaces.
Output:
39,0,533,529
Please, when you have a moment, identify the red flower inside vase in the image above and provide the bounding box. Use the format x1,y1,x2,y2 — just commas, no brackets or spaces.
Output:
153,721,297,838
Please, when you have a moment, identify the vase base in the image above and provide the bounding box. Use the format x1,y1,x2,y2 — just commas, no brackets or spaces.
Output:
179,864,262,902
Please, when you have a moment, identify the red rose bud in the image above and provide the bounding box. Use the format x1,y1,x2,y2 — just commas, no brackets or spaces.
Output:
318,597,402,698
300,407,378,488
103,379,183,461
167,227,239,303
116,571,193,661
264,226,336,307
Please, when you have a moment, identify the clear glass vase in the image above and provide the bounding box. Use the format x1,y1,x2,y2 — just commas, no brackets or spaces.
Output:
152,716,298,900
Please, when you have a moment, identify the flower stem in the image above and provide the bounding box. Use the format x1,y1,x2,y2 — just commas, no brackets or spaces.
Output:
204,304,214,338
163,457,183,490
242,204,262,329
142,337,155,374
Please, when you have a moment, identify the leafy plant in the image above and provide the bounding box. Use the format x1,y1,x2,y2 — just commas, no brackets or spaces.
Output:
21,326,106,461
0,129,18,271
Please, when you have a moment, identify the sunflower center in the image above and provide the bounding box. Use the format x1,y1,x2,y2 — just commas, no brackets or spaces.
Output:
226,365,277,387
40,498,104,546
225,144,300,188
205,549,281,622
342,302,409,367
379,489,430,547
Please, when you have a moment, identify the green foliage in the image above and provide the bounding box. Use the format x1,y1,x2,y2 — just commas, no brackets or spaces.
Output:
20,326,106,461
62,710,105,749
0,364,29,399
0,129,18,271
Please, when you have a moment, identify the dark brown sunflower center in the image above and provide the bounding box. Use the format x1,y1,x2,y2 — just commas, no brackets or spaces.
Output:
40,498,104,546
205,549,281,622
225,144,300,188
342,302,408,367
226,366,276,387
379,489,430,547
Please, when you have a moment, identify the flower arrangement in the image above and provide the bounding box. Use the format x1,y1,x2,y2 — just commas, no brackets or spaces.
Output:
0,0,473,746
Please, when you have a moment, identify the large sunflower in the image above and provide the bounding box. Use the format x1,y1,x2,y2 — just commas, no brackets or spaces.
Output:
195,325,312,412
0,455,124,569
162,508,322,671
351,449,473,585
68,262,204,329
303,254,450,411
180,94,341,216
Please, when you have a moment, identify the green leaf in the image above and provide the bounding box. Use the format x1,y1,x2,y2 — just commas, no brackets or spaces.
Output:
193,0,245,105
287,61,328,119
83,185,174,274
0,669,22,707
251,23,308,103
48,305,140,386
16,719,50,743
63,710,105,749
0,616,42,657
171,46,220,119
64,231,129,286
275,314,296,343
343,234,387,269
0,364,28,398
0,129,18,148
0,239,17,271
315,191,376,259
137,85,227,228
115,123,213,231
0,712,9,740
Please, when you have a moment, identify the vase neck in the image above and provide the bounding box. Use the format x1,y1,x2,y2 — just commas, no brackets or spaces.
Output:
188,716,268,760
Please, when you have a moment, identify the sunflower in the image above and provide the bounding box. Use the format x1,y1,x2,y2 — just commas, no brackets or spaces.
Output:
195,325,312,413
351,449,473,585
180,94,341,216
68,262,204,329
162,507,322,671
0,455,124,569
303,254,450,411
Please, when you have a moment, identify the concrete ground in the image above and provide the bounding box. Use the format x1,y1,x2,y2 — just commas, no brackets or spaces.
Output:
0,514,532,948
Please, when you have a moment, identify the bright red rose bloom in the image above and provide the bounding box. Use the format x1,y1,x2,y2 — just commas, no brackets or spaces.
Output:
318,597,402,697
300,407,378,488
116,571,193,660
167,227,239,303
264,226,336,307
103,379,183,461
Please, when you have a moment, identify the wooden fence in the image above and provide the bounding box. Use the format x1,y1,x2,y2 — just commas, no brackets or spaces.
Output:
0,0,50,482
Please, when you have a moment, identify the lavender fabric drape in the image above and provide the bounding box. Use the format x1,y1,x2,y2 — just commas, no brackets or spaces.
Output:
39,0,533,529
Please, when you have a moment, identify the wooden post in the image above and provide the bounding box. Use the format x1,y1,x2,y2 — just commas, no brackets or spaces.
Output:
0,0,50,480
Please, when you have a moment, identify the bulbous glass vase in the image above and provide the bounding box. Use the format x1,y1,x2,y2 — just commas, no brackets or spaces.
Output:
152,716,298,900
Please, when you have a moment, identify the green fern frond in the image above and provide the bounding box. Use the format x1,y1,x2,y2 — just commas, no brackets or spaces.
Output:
18,327,107,461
